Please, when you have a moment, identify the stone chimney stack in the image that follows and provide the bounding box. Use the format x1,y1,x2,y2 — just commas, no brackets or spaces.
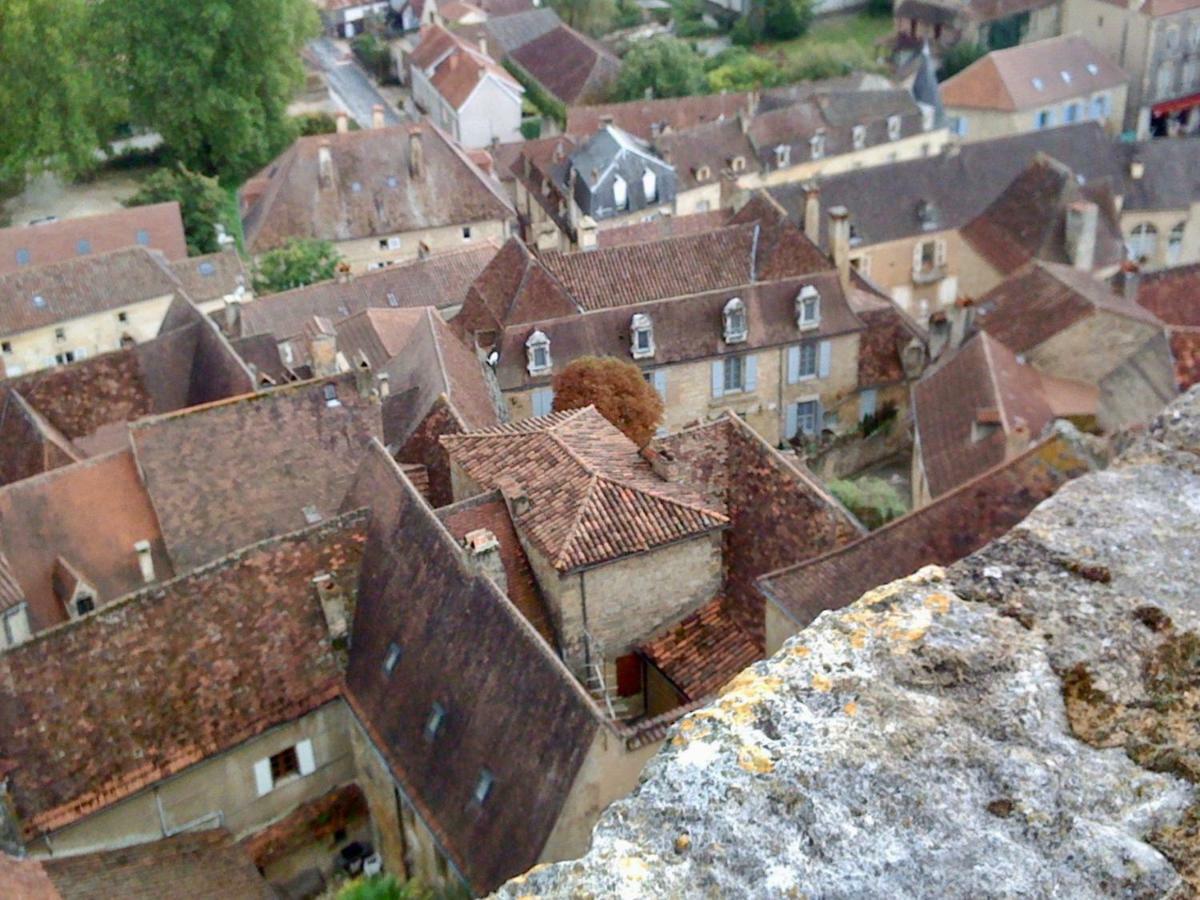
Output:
318,141,334,189
336,110,349,134
578,215,598,251
222,297,240,334
372,104,386,129
1065,200,1098,272
464,528,507,595
354,350,374,397
376,371,390,397
309,330,340,378
803,182,821,244
829,206,851,292
409,126,424,179
134,540,155,584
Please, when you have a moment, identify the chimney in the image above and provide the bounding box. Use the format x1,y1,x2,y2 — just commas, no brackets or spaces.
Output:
802,181,821,243
463,528,507,595
641,446,680,481
829,206,851,292
497,476,530,517
336,261,352,284
376,371,390,397
354,350,373,397
1065,200,1098,271
336,110,349,134
479,36,488,55
599,114,614,129
740,113,750,135
1130,160,1145,180
578,215,598,251
372,104,386,129
312,573,349,641
309,331,339,378
318,141,334,189
409,126,424,179
222,297,240,334
134,540,155,584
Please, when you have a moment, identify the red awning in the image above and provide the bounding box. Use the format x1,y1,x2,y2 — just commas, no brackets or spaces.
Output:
1152,92,1200,115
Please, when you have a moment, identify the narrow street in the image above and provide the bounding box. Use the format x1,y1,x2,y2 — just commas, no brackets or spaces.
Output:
308,37,405,129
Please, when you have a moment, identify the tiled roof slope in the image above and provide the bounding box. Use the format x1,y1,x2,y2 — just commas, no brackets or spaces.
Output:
129,375,382,571
758,433,1095,628
0,389,81,488
0,513,364,839
455,238,580,336
849,287,927,387
240,124,513,253
410,25,520,109
0,247,180,335
1119,138,1200,211
239,243,497,339
441,407,727,571
1134,263,1200,327
167,252,248,305
509,26,620,105
41,829,274,900
596,209,735,248
342,443,600,893
568,93,753,140
482,7,561,54
0,853,59,900
0,450,173,633
639,595,759,701
0,203,187,277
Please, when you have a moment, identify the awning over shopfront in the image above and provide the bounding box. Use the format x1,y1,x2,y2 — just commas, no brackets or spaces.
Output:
1152,92,1200,116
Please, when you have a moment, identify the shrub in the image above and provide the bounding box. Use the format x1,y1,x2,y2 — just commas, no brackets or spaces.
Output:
938,41,986,80
124,164,237,256
828,475,907,530
611,37,707,101
252,238,343,294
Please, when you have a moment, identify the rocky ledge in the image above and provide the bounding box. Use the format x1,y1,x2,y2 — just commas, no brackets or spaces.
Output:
499,389,1200,899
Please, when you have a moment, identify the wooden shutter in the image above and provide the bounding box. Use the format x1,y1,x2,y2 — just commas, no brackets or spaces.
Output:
787,346,800,384
253,758,273,796
296,739,316,776
615,654,642,697
818,341,831,379
912,241,923,275
935,239,947,267
744,355,758,391
785,403,799,439
711,360,725,398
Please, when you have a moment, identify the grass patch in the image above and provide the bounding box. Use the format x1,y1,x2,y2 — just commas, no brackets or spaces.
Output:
761,12,891,68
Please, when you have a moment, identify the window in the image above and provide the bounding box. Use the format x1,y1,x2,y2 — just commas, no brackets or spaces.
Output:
323,383,341,407
387,292,400,308
531,386,554,417
32,294,44,308
54,327,66,342
75,594,95,616
711,354,757,397
425,702,446,741
117,311,128,324
796,343,817,380
918,240,936,272
859,388,878,421
387,236,402,251
1168,221,1186,265
76,239,91,255
1157,61,1175,99
696,165,711,181
136,229,150,246
462,226,472,240
253,740,316,796
383,641,401,674
796,285,820,330
787,340,830,383
1060,70,1072,84
351,181,362,193
198,261,216,277
630,313,654,358
1166,25,1180,51
730,156,746,173
54,351,75,365
1032,77,1045,91
1065,103,1080,123
526,330,551,374
1087,63,1099,76
1184,59,1200,90
642,169,657,203
852,125,866,150
723,354,745,393
1,342,10,354
722,298,747,343
794,399,819,437
645,368,667,401
775,144,791,168
887,116,901,140
809,132,825,161
387,175,399,188
1035,109,1054,129
473,769,494,805
1090,94,1110,120
15,248,29,266
1128,222,1159,263
613,174,628,210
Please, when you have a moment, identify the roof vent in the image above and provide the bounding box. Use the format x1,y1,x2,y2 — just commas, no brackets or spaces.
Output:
198,261,216,276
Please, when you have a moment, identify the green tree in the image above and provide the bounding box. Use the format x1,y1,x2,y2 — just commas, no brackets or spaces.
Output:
706,50,785,92
125,165,236,256
552,356,664,447
938,41,986,80
253,238,342,294
98,0,319,183
612,38,707,101
783,42,882,81
763,0,811,40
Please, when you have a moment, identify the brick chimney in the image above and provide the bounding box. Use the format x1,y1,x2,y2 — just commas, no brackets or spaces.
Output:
1065,200,1098,272
409,126,424,179
134,540,155,584
829,206,851,292
641,446,680,481
803,182,821,244
336,110,349,134
372,104,386,129
464,528,507,595
578,215,598,251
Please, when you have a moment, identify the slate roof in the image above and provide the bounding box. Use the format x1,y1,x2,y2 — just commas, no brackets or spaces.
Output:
770,123,1124,249
167,252,248,306
0,203,187,278
441,407,727,571
41,829,274,900
0,513,363,839
653,117,757,191
758,433,1094,628
1119,138,1200,212
941,35,1126,112
240,124,514,253
639,595,759,701
482,7,561,54
342,443,600,893
566,93,754,141
239,243,498,339
0,247,180,336
129,375,382,571
509,25,620,105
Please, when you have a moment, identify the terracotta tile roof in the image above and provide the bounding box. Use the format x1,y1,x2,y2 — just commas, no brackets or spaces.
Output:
129,375,382,571
1134,263,1200,327
759,432,1095,628
441,407,727,571
240,124,514,254
849,287,927,387
476,0,535,14
0,513,363,839
0,203,187,278
1168,329,1200,390
239,243,497,339
653,117,757,191
241,784,367,870
342,444,600,894
41,829,274,899
941,36,1126,112
0,853,59,900
0,247,180,336
639,596,759,701
456,238,580,337
167,252,248,305
0,450,173,634
0,388,82,487
596,209,734,248
509,25,620,105
567,93,754,141
437,490,556,646
976,261,1164,354
410,25,521,110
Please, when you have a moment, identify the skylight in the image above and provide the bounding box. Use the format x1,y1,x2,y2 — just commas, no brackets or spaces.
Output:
1031,77,1044,90
198,261,216,277
32,295,46,308
1061,70,1072,83
1086,63,1099,75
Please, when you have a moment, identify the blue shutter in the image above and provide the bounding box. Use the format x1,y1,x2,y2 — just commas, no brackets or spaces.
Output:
711,360,724,398
787,346,800,384
744,355,758,391
532,387,554,417
818,340,831,379
653,369,667,399
785,403,799,439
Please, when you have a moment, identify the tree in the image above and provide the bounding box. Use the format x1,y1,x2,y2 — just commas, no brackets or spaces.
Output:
98,0,319,183
938,41,986,80
552,356,665,447
253,238,342,294
763,0,812,40
706,49,785,92
125,165,235,256
611,38,707,102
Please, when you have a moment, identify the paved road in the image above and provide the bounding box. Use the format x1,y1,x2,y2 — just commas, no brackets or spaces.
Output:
309,37,405,129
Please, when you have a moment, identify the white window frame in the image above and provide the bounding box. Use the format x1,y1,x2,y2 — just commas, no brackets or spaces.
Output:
1167,221,1186,265
1128,223,1159,263
525,330,552,375
774,144,791,168
386,236,402,251
254,738,316,797
641,169,657,203
1,604,31,648
1064,102,1081,123
723,297,747,344
630,312,655,359
852,125,866,150
809,133,825,161
796,285,820,331
886,116,901,141
612,174,628,210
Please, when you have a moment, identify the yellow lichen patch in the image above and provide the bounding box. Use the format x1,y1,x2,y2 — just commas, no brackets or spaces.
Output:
849,629,867,649
843,700,858,717
616,856,651,882
789,644,811,657
811,673,832,692
679,718,696,731
695,673,785,729
738,744,775,774
924,592,953,614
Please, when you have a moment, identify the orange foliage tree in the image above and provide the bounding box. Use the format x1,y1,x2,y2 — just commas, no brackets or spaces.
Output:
551,356,665,447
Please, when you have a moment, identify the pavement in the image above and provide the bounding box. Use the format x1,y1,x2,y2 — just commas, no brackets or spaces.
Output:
308,37,406,129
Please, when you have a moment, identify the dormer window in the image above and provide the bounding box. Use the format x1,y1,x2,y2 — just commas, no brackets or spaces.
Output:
809,132,825,161
796,286,820,330
642,169,657,203
526,330,552,374
696,164,711,181
723,298,747,344
852,125,866,150
774,144,791,168
887,116,902,140
425,702,446,741
323,383,340,407
630,313,654,359
613,174,628,210
75,594,95,616
731,156,746,173
920,105,935,132
917,199,939,230
474,769,495,805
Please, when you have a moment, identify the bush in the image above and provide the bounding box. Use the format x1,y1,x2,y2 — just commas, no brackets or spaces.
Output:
706,50,785,91
611,38,707,101
124,164,237,256
732,0,813,44
352,33,392,82
505,60,566,126
252,238,343,294
552,356,665,447
938,41,986,80
782,41,880,81
293,112,359,136
859,401,898,438
828,476,907,530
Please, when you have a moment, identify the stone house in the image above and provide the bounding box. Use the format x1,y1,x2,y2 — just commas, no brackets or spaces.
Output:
892,0,1060,54
941,35,1128,141
1117,138,1200,268
1062,0,1200,136
239,120,515,274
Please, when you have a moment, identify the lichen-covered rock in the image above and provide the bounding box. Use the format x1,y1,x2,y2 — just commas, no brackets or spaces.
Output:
497,390,1200,899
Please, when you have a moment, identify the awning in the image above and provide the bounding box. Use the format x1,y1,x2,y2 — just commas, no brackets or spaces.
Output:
1152,92,1200,116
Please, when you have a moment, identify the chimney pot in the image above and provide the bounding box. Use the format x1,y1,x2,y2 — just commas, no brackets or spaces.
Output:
829,206,851,292
134,540,155,584
372,104,386,129
802,181,821,243
463,528,507,594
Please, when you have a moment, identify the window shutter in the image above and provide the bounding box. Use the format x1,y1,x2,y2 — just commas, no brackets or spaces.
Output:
253,758,273,796
935,239,947,267
817,399,825,432
744,355,758,391
787,346,800,384
711,360,725,398
818,341,831,379
785,403,799,439
860,388,878,420
911,241,923,273
653,369,667,399
296,739,316,776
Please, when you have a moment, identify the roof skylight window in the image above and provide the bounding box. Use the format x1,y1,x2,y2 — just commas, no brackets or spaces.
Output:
1031,77,1045,90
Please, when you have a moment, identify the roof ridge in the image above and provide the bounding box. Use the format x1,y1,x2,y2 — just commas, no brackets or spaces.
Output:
553,470,605,568
977,332,1012,433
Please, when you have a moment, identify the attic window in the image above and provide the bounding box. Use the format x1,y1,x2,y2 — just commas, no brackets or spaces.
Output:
887,116,901,140
303,505,322,524
1086,63,1099,75
1060,70,1072,83
796,285,820,330
774,144,791,168
918,199,939,230
351,181,363,193
387,175,398,188
15,248,29,266
76,239,91,255
32,295,46,308
526,330,551,374
613,174,628,210
198,261,216,276
473,769,495,805
723,297,747,344
1032,77,1045,90
630,312,654,359
323,383,341,407
809,133,825,161
730,156,746,173
852,125,866,150
75,594,95,616
387,291,400,307
696,164,711,181
642,169,657,203
383,642,401,675
136,229,151,246
425,702,446,740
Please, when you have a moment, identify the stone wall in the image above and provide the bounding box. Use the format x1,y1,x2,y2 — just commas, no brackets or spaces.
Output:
496,387,1200,897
